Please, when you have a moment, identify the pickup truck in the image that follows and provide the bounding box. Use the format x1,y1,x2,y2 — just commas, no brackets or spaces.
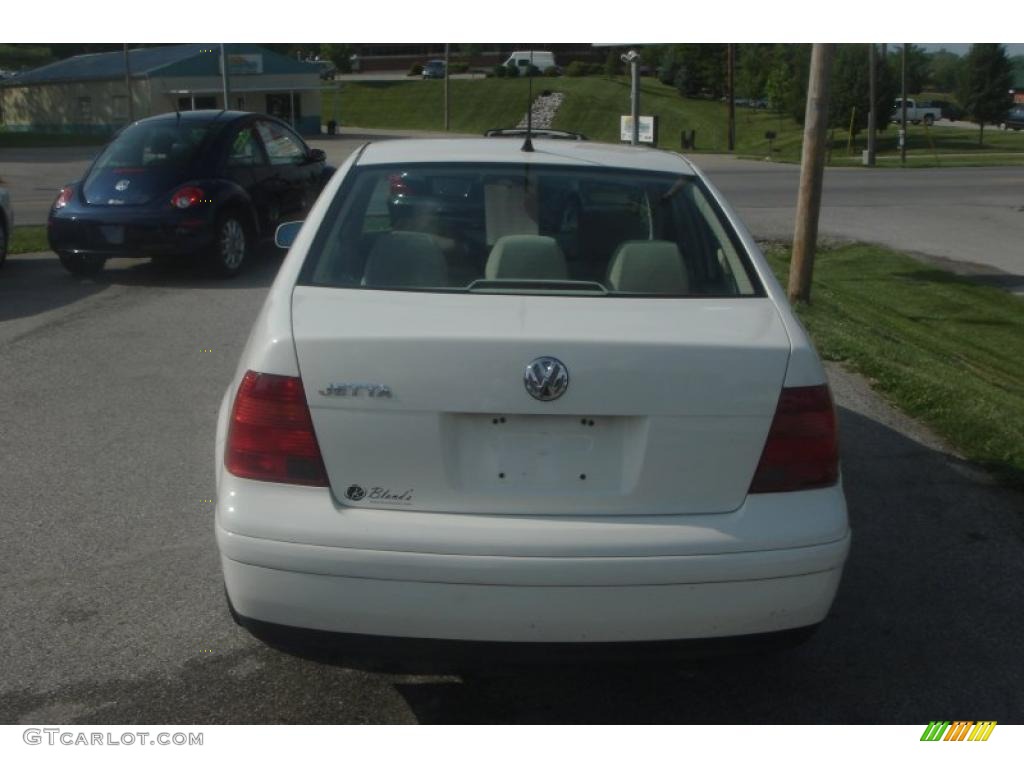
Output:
891,99,941,126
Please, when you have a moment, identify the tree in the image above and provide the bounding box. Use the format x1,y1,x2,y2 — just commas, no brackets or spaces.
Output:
736,43,774,99
320,43,354,73
887,44,928,94
957,44,1014,145
828,44,898,136
928,48,962,92
604,50,621,79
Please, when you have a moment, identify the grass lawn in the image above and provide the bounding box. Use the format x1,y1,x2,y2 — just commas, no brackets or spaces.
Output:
327,77,1024,167
8,225,48,254
764,243,1024,487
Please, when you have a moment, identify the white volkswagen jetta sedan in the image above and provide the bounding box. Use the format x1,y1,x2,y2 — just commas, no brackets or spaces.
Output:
215,137,849,654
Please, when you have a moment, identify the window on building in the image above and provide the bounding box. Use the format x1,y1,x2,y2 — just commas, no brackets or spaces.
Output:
113,95,129,122
265,93,302,123
176,96,217,111
78,97,92,123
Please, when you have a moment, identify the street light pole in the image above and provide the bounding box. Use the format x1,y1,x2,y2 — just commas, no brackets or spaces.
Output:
444,43,450,131
123,43,134,124
901,43,908,166
220,43,232,110
867,43,876,166
727,44,736,152
621,50,640,145
788,43,836,304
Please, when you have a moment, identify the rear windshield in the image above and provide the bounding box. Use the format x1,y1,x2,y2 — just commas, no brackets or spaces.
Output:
91,121,214,171
299,163,762,297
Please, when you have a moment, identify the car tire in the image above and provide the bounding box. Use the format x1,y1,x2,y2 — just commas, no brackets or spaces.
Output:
58,251,106,276
0,218,7,269
208,211,250,278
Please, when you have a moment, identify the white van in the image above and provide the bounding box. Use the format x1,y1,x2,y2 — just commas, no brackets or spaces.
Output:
503,50,557,75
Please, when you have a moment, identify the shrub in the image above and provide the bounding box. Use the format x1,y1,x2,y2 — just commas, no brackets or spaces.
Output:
506,64,520,78
565,60,588,77
449,61,470,74
604,50,621,78
492,64,507,78
543,66,559,77
408,63,423,76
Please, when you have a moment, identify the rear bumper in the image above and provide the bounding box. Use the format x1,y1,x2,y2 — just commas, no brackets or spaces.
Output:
217,484,850,642
221,547,847,643
48,210,215,257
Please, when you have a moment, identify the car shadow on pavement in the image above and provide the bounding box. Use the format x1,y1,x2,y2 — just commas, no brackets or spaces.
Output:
0,245,281,324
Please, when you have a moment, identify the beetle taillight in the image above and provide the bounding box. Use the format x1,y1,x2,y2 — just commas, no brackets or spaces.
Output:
53,186,74,210
171,186,205,209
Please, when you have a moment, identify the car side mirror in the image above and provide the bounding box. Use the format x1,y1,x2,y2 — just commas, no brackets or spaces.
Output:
275,220,303,249
307,148,326,163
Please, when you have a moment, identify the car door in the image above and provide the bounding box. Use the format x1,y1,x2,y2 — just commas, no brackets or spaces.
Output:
254,119,317,218
223,121,275,235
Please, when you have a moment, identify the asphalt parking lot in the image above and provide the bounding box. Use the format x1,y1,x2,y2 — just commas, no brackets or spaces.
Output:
1,234,1022,723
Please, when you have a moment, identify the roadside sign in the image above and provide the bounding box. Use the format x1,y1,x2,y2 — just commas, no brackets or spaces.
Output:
620,115,658,144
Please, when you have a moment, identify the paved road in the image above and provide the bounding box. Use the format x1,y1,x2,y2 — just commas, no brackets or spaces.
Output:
4,135,1022,288
1,244,1023,724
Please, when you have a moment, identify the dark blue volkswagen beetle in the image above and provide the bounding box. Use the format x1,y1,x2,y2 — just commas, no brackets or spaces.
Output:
48,110,333,277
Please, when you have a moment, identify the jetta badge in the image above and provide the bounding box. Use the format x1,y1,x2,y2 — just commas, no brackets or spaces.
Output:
524,357,569,402
319,383,393,398
114,179,131,192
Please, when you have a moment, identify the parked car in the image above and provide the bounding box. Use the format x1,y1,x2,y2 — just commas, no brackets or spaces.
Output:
48,110,332,277
0,186,11,268
1001,105,1024,131
929,99,964,121
215,136,850,664
502,50,557,76
891,98,941,126
421,60,446,79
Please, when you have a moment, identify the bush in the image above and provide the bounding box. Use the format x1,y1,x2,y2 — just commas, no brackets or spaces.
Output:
565,61,588,77
408,63,423,76
506,64,520,78
604,51,621,78
492,64,507,78
543,66,559,78
449,61,470,74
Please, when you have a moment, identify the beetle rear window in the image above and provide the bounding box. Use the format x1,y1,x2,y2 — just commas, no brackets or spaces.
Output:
300,163,762,297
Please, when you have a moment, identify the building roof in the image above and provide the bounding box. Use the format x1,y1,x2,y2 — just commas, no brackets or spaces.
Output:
358,138,696,175
2,44,319,86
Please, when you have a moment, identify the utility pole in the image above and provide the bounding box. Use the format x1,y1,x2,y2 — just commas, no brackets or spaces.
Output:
788,43,835,304
900,43,908,166
220,43,232,110
444,43,450,131
867,43,876,166
122,44,134,124
727,44,736,152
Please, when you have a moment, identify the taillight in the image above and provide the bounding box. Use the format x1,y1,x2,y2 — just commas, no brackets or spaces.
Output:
389,174,412,196
225,371,328,486
749,384,839,494
53,186,74,210
170,186,205,209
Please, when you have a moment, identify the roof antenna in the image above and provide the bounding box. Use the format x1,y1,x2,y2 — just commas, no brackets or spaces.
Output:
521,51,535,152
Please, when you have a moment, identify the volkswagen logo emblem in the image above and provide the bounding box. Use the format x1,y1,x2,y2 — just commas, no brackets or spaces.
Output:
114,179,131,192
524,357,569,402
345,485,366,501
